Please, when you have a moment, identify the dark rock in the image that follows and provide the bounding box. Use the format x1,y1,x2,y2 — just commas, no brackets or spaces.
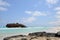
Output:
55,31,60,37
3,38,8,40
46,33,56,37
47,39,50,40
21,38,27,40
6,23,26,28
28,32,57,37
3,37,10,40
28,32,46,37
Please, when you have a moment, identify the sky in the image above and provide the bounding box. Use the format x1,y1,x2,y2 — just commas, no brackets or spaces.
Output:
0,0,60,27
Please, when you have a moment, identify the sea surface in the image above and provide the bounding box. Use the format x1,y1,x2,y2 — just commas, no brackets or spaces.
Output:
0,27,60,40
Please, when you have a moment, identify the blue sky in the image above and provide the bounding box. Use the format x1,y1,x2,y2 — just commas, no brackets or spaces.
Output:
0,0,60,27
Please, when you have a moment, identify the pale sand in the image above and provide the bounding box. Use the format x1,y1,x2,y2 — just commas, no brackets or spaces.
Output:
6,36,60,40
30,37,59,40
0,33,28,40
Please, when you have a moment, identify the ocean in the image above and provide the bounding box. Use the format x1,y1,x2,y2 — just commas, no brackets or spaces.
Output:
0,27,60,40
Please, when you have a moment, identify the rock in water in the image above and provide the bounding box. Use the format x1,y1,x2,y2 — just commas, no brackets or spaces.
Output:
6,23,26,28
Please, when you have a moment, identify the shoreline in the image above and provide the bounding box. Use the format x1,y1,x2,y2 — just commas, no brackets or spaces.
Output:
1,27,60,40
3,31,60,40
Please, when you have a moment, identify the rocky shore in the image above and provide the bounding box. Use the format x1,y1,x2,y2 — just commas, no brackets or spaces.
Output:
3,31,60,40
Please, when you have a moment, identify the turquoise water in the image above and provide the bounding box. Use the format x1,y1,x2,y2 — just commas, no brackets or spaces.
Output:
0,27,59,34
0,27,51,37
0,26,55,28
0,27,48,34
1,27,60,35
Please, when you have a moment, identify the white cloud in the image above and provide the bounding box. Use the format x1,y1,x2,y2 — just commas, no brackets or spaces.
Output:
54,7,60,11
33,11,47,16
25,11,47,16
54,7,60,19
55,12,60,19
0,0,10,6
46,0,59,8
25,11,32,14
23,11,47,23
49,20,60,26
22,17,36,23
46,0,59,4
49,7,60,27
26,17,36,23
22,10,48,23
0,0,10,11
0,7,7,11
49,21,60,24
33,11,41,16
55,15,60,18
55,7,60,19
56,11,60,14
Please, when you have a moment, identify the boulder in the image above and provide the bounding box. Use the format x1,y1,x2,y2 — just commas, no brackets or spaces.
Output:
21,38,27,40
55,31,60,37
28,32,46,37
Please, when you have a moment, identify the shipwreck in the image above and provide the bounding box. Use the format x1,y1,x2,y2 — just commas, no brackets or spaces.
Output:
6,23,26,28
